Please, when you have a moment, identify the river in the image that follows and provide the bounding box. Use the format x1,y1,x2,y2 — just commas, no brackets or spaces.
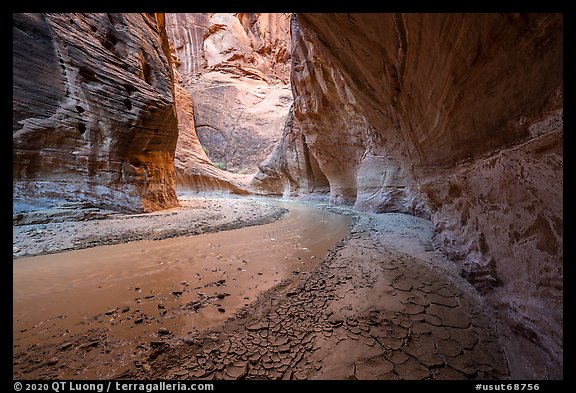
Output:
13,201,351,378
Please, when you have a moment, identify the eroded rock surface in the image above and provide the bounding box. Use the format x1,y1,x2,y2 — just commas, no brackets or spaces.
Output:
255,14,562,378
12,13,562,380
13,13,179,212
172,79,252,194
166,13,292,174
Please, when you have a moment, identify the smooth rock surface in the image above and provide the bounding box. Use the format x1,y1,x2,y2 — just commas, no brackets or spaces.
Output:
172,78,252,194
166,13,292,174
255,13,562,379
13,13,180,212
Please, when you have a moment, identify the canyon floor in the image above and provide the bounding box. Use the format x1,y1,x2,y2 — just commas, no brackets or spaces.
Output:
13,195,510,380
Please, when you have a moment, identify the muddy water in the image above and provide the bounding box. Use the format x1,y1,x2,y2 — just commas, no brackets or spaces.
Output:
13,201,351,379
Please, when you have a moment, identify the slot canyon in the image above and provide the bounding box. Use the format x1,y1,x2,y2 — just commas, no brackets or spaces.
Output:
12,13,562,381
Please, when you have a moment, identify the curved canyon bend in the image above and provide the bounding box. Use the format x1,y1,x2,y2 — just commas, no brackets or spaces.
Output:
13,197,510,380
13,198,351,379
13,12,562,381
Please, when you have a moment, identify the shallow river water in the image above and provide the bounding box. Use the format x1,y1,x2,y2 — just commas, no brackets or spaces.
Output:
13,201,351,378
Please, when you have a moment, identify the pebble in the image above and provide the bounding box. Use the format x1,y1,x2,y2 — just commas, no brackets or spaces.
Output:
80,340,98,349
46,357,59,366
134,318,144,324
59,342,73,350
158,327,170,335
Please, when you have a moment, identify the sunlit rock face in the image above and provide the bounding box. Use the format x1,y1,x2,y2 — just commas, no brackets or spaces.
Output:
257,13,563,378
165,13,292,174
13,13,179,212
172,79,251,194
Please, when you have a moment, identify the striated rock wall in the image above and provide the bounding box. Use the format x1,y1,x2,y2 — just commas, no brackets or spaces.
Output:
173,78,251,194
257,13,563,378
253,14,427,213
167,13,290,84
422,113,563,379
13,13,179,212
252,104,330,196
165,13,292,174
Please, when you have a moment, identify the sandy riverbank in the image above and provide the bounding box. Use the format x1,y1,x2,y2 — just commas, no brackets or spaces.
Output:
127,206,511,380
13,195,288,259
13,195,510,380
12,196,351,379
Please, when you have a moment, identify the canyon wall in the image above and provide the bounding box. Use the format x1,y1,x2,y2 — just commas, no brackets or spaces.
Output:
172,79,252,194
12,12,563,379
13,13,179,212
165,13,292,174
256,13,563,378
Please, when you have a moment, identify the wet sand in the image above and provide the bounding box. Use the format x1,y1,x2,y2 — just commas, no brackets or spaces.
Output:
127,211,510,380
13,195,289,259
13,199,351,379
13,196,511,380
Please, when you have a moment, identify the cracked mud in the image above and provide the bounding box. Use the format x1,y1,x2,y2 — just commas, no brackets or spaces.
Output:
130,211,510,380
13,198,510,380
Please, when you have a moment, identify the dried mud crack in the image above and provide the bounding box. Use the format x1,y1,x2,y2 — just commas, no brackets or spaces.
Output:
125,213,511,380
13,197,349,379
13,198,510,380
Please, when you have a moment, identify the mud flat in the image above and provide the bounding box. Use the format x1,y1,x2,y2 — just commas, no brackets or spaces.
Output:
13,196,510,380
13,194,288,258
127,207,511,380
13,198,351,379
